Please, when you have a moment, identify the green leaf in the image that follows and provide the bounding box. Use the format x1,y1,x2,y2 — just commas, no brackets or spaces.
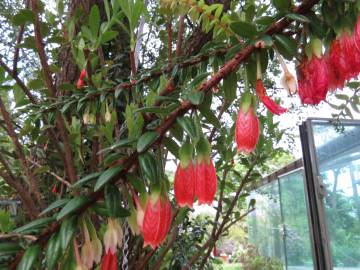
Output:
222,71,237,102
126,173,145,194
0,243,22,256
273,34,297,60
89,5,100,37
98,138,137,154
139,153,159,185
13,217,54,233
256,16,276,26
57,196,89,220
71,172,101,189
188,91,204,105
272,0,289,12
59,216,77,251
12,9,35,26
176,117,198,139
101,30,118,43
16,245,40,270
45,233,61,270
335,94,349,101
137,131,159,152
230,21,258,39
94,166,123,191
199,107,221,129
285,13,310,23
39,199,70,216
105,185,130,218
163,137,180,159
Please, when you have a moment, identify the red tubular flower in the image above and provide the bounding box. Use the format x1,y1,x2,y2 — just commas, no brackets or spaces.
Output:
235,103,260,154
100,251,117,270
195,159,217,205
174,142,195,208
255,80,287,115
77,79,84,90
194,137,217,205
354,15,360,52
142,194,172,249
328,32,360,88
174,162,195,208
79,69,87,80
297,56,329,104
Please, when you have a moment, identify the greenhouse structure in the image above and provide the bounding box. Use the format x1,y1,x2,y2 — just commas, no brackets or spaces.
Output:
248,119,360,270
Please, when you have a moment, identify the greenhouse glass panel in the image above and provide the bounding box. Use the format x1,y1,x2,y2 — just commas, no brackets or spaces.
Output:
279,170,314,270
312,121,360,269
248,181,286,269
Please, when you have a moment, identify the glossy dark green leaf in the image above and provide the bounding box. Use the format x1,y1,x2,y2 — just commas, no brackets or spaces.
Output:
0,243,22,256
222,71,237,102
45,233,61,270
176,117,198,139
137,131,159,152
272,0,289,12
101,30,118,43
199,107,221,129
57,196,89,220
127,173,146,194
89,5,100,37
98,138,136,154
59,216,77,251
71,172,101,189
139,153,159,185
230,21,258,38
94,166,123,191
188,91,204,105
12,9,35,26
285,13,310,23
39,199,70,216
16,245,40,270
163,137,180,159
13,217,54,233
273,34,297,60
105,185,126,217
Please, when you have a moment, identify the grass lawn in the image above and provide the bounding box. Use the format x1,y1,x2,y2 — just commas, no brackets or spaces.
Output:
214,263,242,270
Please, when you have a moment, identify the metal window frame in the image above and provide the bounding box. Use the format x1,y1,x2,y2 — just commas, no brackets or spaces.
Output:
299,117,360,270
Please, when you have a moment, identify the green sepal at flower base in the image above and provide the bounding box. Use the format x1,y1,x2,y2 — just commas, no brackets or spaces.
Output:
179,141,193,168
240,91,257,115
196,136,212,164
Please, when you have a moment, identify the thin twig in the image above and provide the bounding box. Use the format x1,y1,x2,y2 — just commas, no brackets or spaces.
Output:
28,159,71,187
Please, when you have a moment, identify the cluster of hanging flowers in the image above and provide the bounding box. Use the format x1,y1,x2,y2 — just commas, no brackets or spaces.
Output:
298,16,360,104
174,137,217,208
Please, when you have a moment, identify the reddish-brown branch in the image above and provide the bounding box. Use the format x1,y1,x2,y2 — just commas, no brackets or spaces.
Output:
0,96,44,209
130,50,137,76
176,16,185,57
0,154,39,219
12,0,30,75
167,21,173,69
0,58,37,104
30,0,77,183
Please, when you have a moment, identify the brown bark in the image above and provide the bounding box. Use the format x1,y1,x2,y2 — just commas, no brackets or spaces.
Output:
0,96,43,210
